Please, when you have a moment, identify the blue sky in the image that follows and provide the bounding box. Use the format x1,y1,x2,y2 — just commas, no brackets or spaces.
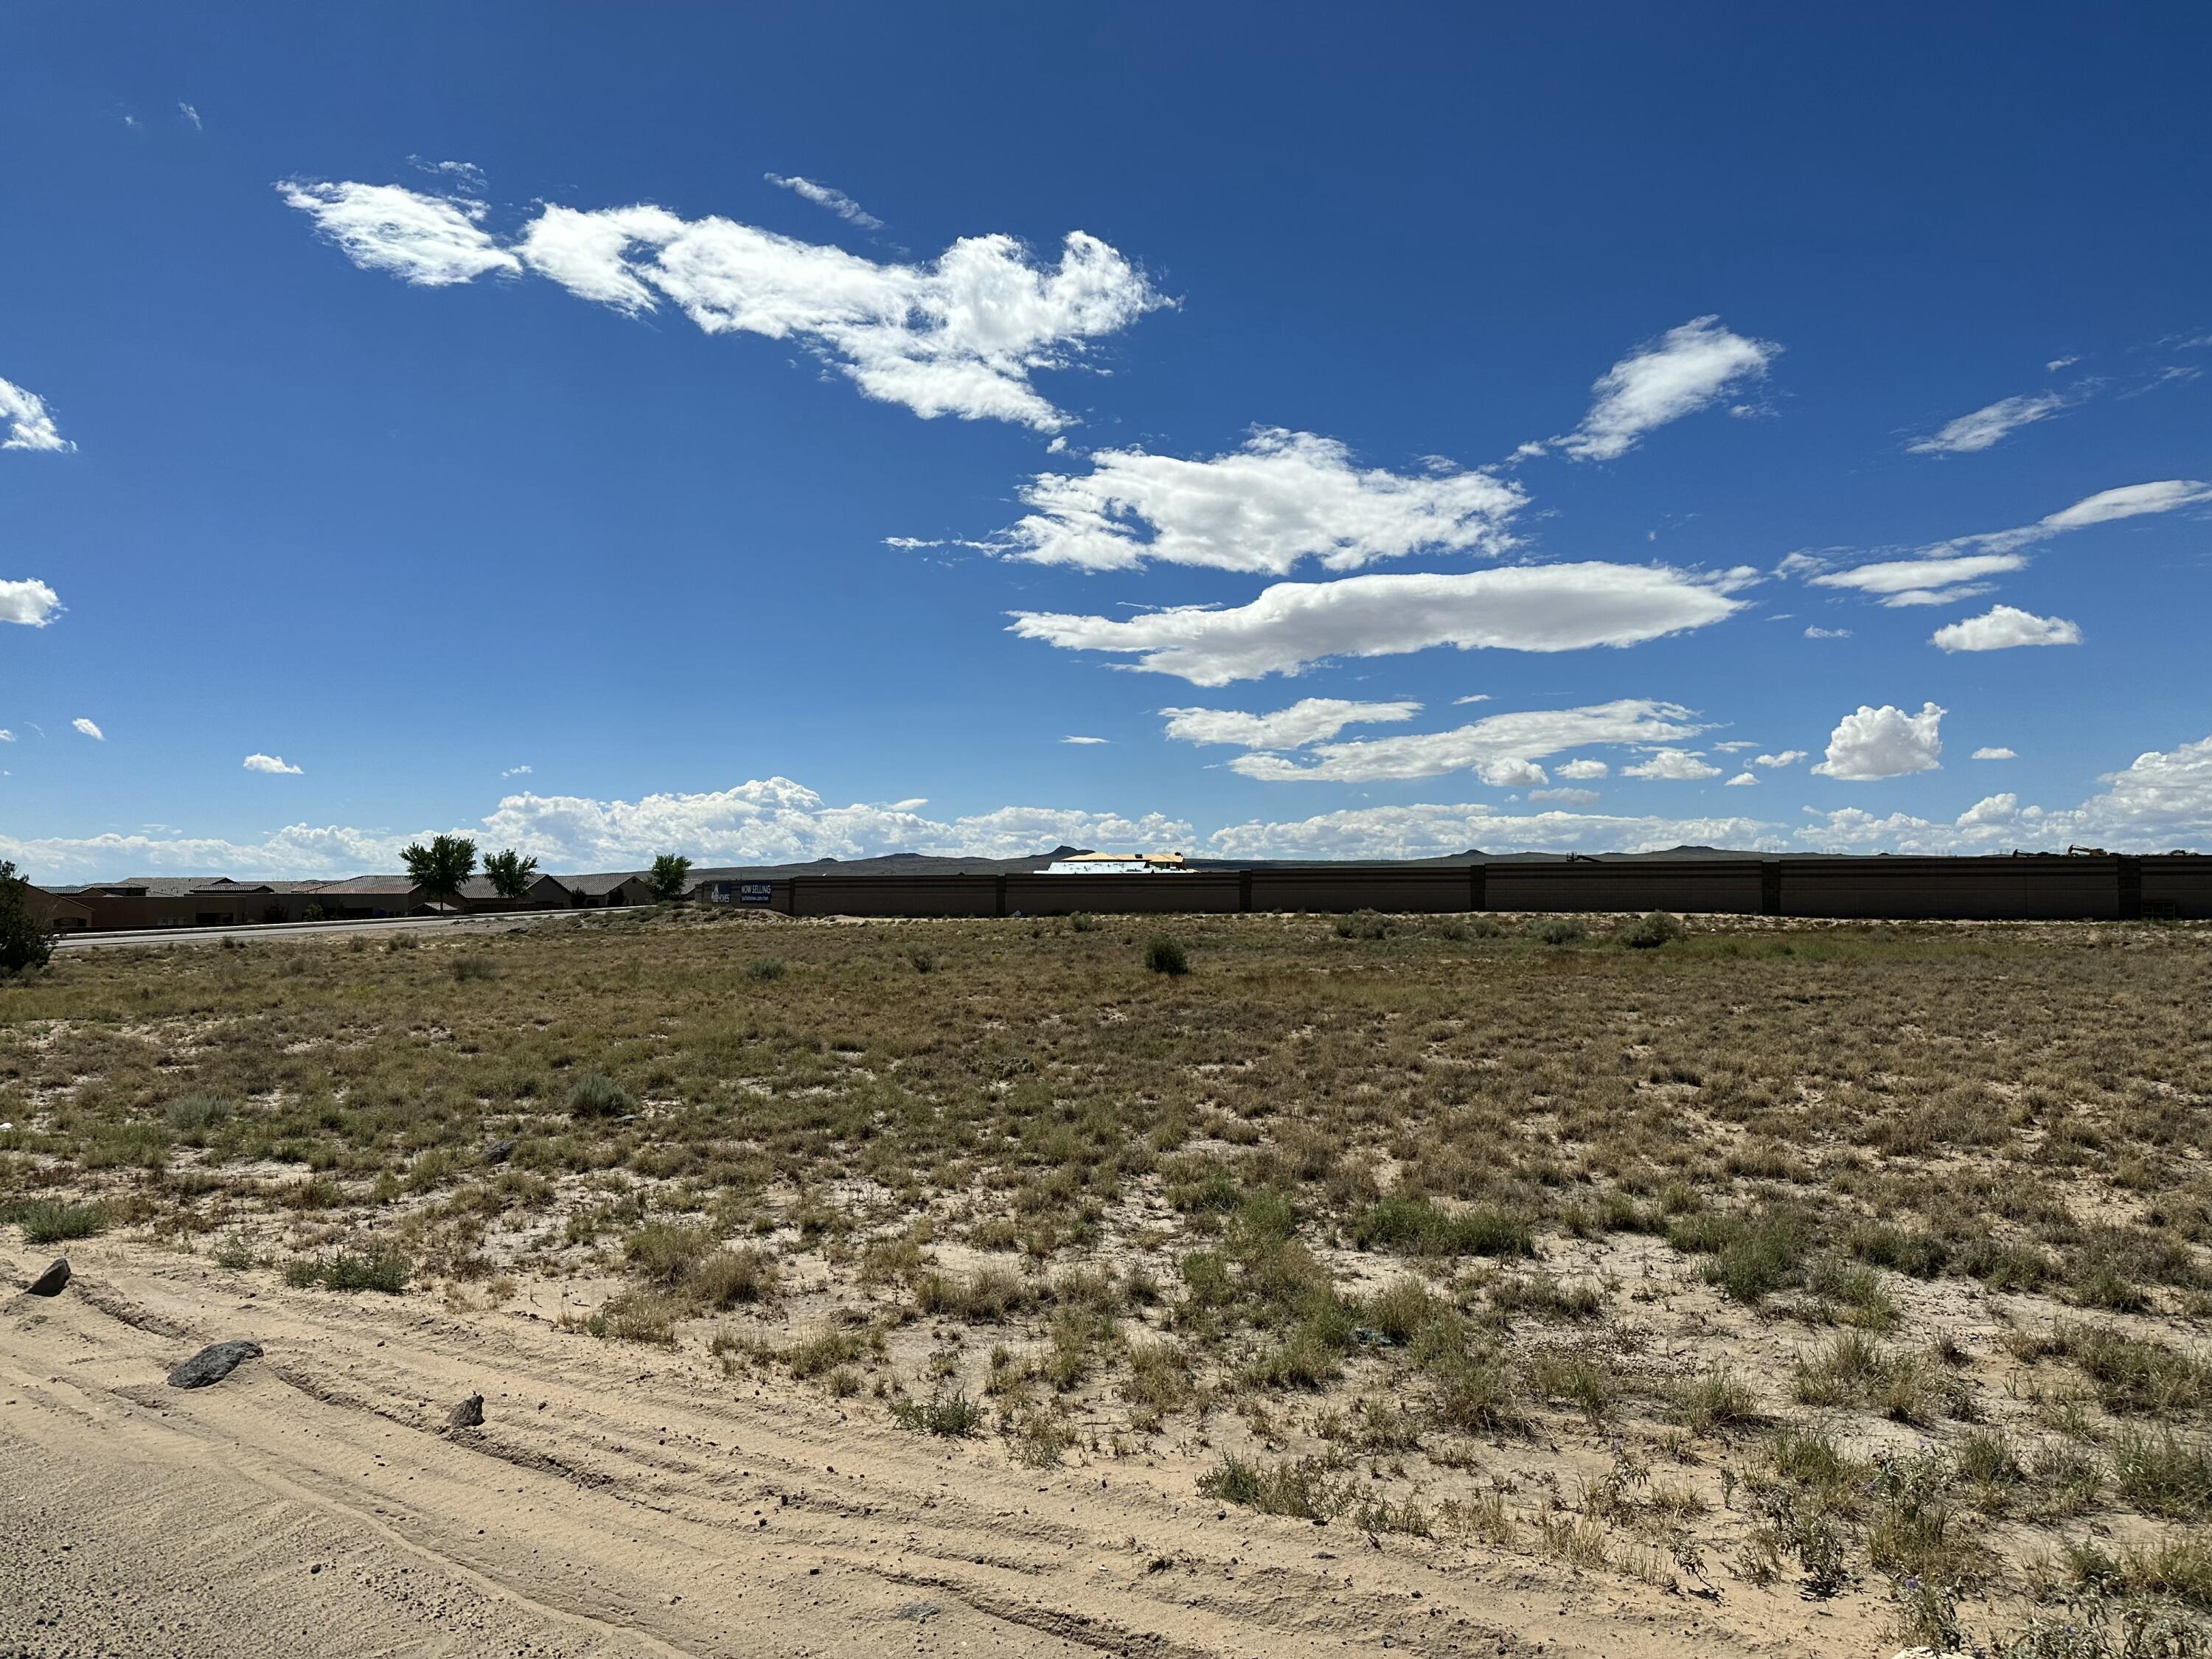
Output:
4,4,2210,878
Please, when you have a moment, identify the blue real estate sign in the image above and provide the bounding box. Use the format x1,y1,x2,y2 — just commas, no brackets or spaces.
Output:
738,883,773,906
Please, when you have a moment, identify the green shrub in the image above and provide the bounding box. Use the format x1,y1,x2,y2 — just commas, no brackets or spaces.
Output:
1354,1194,1534,1259
4,1199,110,1244
1617,911,1686,949
889,1389,984,1437
568,1072,633,1119
164,1093,232,1135
285,1248,411,1293
451,954,498,982
745,956,786,981
1524,916,1586,946
1144,936,1189,975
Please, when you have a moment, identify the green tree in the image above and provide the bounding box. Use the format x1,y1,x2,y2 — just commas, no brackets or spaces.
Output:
0,860,54,975
400,835,478,911
647,853,692,903
482,848,540,901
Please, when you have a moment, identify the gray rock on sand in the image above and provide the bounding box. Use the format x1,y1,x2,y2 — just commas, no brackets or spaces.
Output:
167,1340,264,1389
447,1394,485,1430
24,1258,70,1297
482,1138,517,1164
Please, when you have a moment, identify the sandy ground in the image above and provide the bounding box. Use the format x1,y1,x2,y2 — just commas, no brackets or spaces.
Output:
1,1239,1906,1659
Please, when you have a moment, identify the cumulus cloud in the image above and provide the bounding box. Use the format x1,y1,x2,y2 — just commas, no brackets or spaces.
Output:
1206,804,1776,860
1528,787,1601,806
72,717,105,740
283,179,1166,429
764,173,883,229
0,375,72,452
1804,625,1851,639
1225,701,1703,785
1,578,62,627
1009,563,1753,686
1972,747,2017,761
1556,317,1781,462
1753,751,1807,768
501,764,532,777
1795,734,2212,852
1159,698,1422,751
1725,772,1759,787
178,101,203,131
1621,748,1723,781
1801,479,2212,608
1811,702,1944,781
1907,392,2065,455
1556,758,1610,780
279,179,521,286
243,753,302,774
980,429,1525,574
1930,605,2082,653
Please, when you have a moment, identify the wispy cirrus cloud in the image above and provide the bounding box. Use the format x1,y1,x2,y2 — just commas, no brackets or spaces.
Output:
1790,479,2212,608
282,178,1167,429
1010,563,1755,686
1159,698,1423,751
1222,700,1706,785
1,375,72,453
1907,391,2066,455
764,173,883,230
1551,316,1781,462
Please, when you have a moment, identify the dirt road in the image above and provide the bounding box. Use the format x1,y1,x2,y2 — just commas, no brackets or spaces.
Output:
1,1241,1880,1657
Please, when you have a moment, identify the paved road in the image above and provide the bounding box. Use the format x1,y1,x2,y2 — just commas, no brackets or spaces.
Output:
53,910,597,950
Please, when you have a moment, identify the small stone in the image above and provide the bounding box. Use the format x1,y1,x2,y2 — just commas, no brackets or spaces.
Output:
167,1340,263,1389
447,1394,485,1430
24,1259,70,1298
482,1139,517,1165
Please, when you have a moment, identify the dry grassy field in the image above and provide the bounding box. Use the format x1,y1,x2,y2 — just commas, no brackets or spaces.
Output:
7,906,2212,1657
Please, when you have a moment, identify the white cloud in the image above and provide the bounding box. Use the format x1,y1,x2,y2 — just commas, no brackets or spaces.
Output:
1972,747,2017,761
1725,772,1759,787
243,753,302,774
764,173,883,230
285,179,1166,429
1060,734,1109,745
72,717,104,740
1528,787,1601,806
279,179,522,286
1809,552,2025,600
1795,732,2212,852
1556,758,1610,780
1159,698,1422,751
1907,392,2065,455
410,157,487,190
983,429,1525,574
501,764,532,777
178,101,202,131
1453,694,1492,706
1556,316,1781,462
2047,356,2079,372
1753,751,1807,768
0,375,72,453
1930,605,2082,653
1206,804,1775,860
1009,563,1754,686
1804,625,1851,639
1225,700,1703,785
1,578,62,627
1804,479,2212,608
1811,702,1944,781
1621,748,1723,781
0,730,13,742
